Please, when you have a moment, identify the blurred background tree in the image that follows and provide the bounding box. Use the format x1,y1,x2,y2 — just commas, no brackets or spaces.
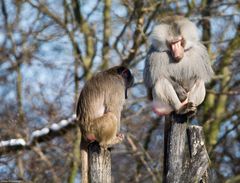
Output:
0,0,239,182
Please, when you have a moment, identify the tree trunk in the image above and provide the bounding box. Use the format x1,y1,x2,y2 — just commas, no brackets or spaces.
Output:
163,114,209,183
184,125,209,183
163,114,188,183
89,142,111,183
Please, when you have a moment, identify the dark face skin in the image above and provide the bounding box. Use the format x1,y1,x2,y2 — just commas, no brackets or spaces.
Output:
123,69,134,89
117,66,134,99
117,66,134,87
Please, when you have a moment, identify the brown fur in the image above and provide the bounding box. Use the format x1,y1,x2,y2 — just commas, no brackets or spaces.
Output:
76,66,134,183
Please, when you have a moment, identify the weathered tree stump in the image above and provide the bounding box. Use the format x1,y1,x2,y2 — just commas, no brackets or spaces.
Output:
163,114,188,183
88,142,111,183
184,126,209,183
163,114,210,183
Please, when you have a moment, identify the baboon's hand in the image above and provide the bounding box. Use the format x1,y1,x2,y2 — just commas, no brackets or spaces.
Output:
100,133,125,150
176,102,197,118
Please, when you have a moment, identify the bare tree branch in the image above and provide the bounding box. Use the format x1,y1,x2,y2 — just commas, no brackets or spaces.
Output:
0,115,77,155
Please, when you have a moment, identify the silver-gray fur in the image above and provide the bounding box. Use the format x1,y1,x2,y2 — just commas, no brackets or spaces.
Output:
144,43,213,91
143,16,214,114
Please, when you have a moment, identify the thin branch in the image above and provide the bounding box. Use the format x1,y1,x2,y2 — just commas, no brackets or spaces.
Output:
101,0,112,69
27,0,84,66
0,115,77,155
207,89,240,96
113,7,134,50
211,120,240,153
32,146,60,183
122,1,145,65
126,134,159,182
86,0,100,21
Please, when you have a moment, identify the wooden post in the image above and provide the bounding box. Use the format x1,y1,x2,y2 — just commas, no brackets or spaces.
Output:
163,114,210,183
163,114,188,183
185,126,209,183
88,142,111,183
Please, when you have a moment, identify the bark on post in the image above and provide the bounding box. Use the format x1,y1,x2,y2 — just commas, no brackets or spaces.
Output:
163,114,188,183
88,142,111,183
163,114,210,183
184,126,209,183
